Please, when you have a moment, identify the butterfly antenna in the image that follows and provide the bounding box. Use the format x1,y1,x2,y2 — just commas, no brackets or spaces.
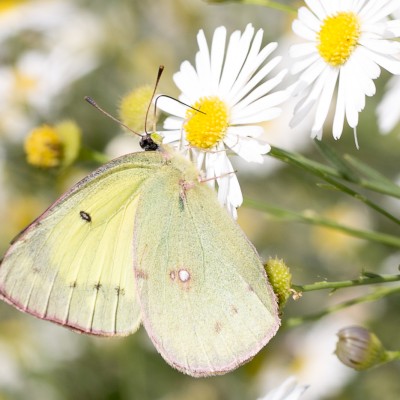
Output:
154,94,206,117
145,65,164,134
84,96,142,138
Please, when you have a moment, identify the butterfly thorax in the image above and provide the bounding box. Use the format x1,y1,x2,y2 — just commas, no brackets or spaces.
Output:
160,145,200,185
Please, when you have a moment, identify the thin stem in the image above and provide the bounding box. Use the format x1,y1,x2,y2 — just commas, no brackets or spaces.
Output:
241,0,297,14
269,146,400,199
79,147,109,164
244,198,400,248
320,174,400,226
385,351,400,363
285,286,400,328
292,274,400,293
268,145,400,225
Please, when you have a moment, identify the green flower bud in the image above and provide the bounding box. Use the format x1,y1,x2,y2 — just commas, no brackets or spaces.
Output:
335,326,389,371
119,85,157,133
264,257,292,309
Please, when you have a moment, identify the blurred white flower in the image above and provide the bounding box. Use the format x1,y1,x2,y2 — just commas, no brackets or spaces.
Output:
257,310,374,400
0,0,102,139
290,0,400,146
159,23,289,218
377,74,400,134
0,0,78,42
377,8,400,134
257,377,308,400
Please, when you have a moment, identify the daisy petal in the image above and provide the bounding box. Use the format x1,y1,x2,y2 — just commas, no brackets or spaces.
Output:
290,0,400,141
162,24,288,218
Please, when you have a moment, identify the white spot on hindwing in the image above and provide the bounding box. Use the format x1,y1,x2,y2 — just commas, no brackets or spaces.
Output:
178,269,190,282
169,267,192,290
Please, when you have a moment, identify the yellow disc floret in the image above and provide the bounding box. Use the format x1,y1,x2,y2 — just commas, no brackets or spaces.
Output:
119,85,156,133
184,96,229,149
318,12,361,67
24,124,63,168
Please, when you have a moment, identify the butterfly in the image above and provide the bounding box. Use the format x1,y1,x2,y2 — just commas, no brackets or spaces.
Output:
0,72,279,377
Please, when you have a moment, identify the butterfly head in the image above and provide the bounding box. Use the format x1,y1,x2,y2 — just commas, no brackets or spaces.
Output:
140,132,163,151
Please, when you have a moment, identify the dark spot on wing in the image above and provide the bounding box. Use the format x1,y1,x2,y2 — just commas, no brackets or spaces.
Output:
70,281,77,288
115,286,125,296
178,195,184,212
94,282,102,291
248,284,254,292
32,266,40,274
135,269,148,280
230,305,238,315
80,211,92,222
214,321,222,334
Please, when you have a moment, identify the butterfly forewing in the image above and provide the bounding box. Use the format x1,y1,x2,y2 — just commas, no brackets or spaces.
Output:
133,155,280,377
0,152,165,335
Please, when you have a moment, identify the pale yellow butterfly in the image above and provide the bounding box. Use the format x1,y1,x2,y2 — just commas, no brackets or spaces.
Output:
0,70,279,377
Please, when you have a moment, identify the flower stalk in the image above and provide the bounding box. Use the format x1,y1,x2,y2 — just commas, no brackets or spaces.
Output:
285,286,400,329
292,273,400,293
244,198,400,248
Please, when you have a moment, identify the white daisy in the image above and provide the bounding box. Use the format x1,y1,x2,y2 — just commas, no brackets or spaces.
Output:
377,74,400,134
158,23,288,219
377,8,400,134
257,377,308,400
289,0,400,145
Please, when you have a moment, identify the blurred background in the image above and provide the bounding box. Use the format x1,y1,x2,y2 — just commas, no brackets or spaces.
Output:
1,0,400,399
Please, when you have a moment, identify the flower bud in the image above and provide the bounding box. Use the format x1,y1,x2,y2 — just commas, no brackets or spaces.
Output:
264,257,292,309
119,85,157,132
24,124,62,168
335,326,388,371
24,121,81,168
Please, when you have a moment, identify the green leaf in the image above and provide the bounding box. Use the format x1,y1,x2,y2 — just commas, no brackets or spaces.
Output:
314,140,358,181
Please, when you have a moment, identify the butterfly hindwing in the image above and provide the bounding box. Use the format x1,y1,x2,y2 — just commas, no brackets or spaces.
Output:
133,154,280,376
0,151,165,335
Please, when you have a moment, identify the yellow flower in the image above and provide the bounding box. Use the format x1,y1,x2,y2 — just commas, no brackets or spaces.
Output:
24,121,81,168
24,124,62,168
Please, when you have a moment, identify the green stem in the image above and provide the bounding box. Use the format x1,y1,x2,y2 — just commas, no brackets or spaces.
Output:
285,286,400,328
385,351,400,363
269,145,400,225
244,198,400,248
241,0,297,14
292,274,400,293
269,146,400,199
320,175,400,226
79,147,109,164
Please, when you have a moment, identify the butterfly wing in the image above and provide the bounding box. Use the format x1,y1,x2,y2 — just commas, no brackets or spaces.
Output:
0,151,164,335
134,159,280,376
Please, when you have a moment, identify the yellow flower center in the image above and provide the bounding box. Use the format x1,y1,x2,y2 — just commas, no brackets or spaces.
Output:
317,11,361,67
184,96,229,149
24,125,63,168
14,70,37,96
